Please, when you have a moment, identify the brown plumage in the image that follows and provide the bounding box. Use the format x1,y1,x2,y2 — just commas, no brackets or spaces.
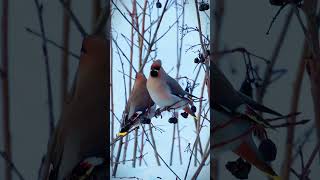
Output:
120,72,155,133
39,36,107,180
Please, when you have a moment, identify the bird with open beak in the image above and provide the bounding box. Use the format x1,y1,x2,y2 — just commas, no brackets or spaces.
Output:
211,63,282,180
147,59,197,118
118,72,156,136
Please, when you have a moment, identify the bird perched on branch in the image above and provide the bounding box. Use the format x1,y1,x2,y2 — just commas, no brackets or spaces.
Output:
39,36,108,180
146,59,198,119
211,63,282,180
118,72,156,136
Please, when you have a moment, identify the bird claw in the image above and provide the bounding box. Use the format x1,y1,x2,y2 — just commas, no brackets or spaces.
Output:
252,124,267,139
155,108,162,118
141,118,151,124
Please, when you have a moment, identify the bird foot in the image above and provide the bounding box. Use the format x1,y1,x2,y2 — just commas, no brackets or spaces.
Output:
140,118,151,124
155,108,163,118
252,124,267,139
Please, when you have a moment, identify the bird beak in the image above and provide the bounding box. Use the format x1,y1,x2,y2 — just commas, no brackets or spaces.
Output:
150,68,159,77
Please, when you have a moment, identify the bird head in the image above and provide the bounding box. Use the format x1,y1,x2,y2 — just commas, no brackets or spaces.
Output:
150,59,162,77
135,72,147,81
134,72,147,87
80,36,107,65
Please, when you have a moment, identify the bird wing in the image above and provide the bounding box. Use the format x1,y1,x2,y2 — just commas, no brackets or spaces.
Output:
212,63,281,127
238,92,282,116
64,69,79,104
121,84,154,133
39,108,67,180
238,105,273,128
212,63,246,111
164,73,197,105
165,74,187,97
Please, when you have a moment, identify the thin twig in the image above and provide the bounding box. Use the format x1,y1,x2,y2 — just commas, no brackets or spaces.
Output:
140,0,170,71
61,0,71,107
34,0,55,136
111,36,115,166
112,137,123,177
0,151,25,180
191,140,210,180
128,0,137,166
59,0,87,37
300,142,320,179
112,38,138,73
111,0,150,46
148,124,161,166
25,27,80,59
1,0,12,179
257,7,294,103
141,126,181,179
302,0,320,161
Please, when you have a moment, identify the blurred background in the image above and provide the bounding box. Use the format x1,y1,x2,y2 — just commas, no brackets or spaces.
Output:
0,0,320,180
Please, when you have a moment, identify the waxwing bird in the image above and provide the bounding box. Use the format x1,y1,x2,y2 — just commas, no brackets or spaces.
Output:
211,63,282,180
212,107,280,180
211,63,282,129
146,59,197,118
118,72,156,136
39,36,108,180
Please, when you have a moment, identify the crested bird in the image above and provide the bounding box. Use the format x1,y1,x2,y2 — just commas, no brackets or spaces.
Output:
211,63,282,180
146,59,197,118
39,36,108,180
118,72,156,136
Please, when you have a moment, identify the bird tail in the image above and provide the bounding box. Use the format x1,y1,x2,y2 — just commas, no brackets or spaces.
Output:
264,173,281,180
271,175,281,180
233,141,279,178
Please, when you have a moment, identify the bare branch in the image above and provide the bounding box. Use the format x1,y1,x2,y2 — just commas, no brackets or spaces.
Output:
59,0,87,37
34,0,55,136
25,27,80,59
0,151,25,180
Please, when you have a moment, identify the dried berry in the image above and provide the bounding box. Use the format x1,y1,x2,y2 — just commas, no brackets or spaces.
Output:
191,106,197,113
168,117,178,124
194,57,200,64
185,87,189,93
181,112,188,118
199,2,209,11
258,139,277,162
156,0,162,8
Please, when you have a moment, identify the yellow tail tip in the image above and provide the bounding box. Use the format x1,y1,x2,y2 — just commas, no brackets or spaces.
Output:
273,176,281,180
117,132,127,136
